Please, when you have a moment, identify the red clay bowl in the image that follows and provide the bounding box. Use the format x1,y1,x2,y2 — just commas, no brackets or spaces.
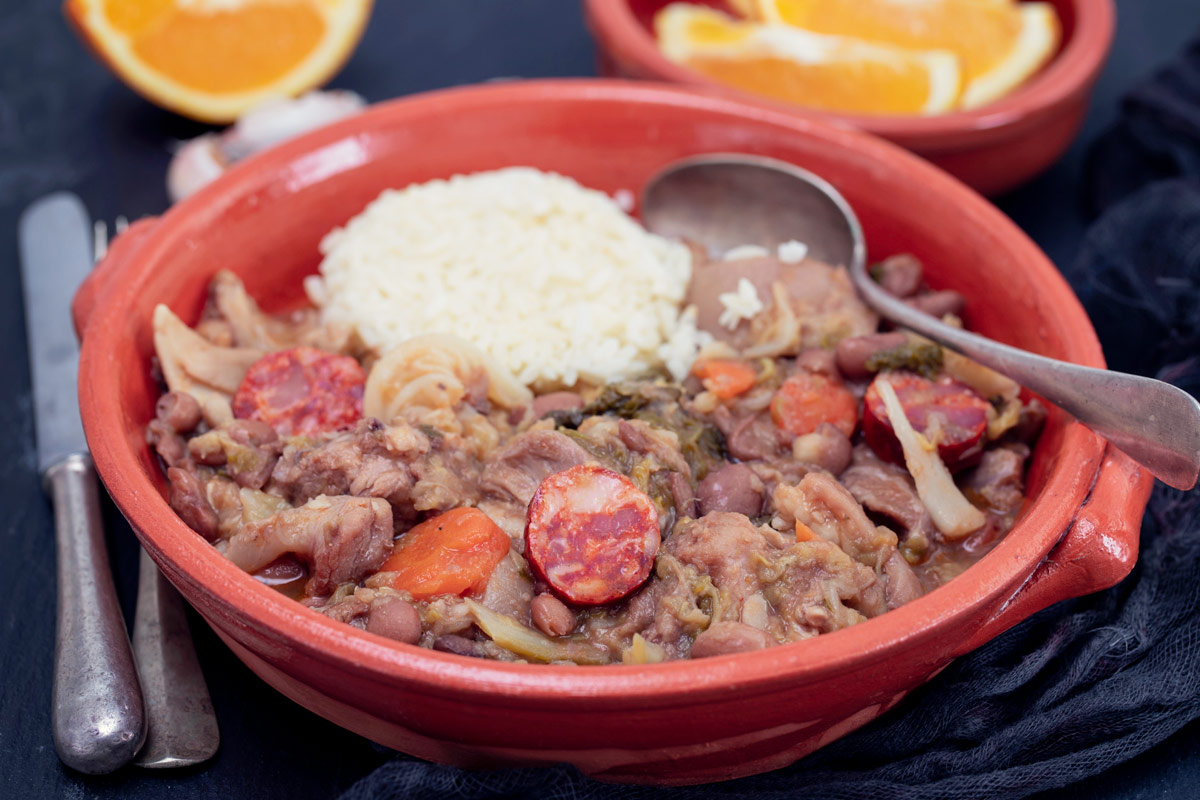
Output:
584,0,1115,195
75,79,1150,785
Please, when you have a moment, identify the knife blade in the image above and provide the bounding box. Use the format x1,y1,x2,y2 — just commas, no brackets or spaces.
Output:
19,193,92,473
19,192,147,774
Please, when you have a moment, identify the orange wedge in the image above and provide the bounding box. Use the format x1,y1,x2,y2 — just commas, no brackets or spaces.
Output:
748,0,1060,109
65,0,373,123
655,4,961,116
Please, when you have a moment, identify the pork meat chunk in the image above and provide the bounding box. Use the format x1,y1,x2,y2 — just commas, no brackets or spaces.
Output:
270,418,429,510
840,445,934,541
773,472,898,571
224,495,393,596
480,428,595,507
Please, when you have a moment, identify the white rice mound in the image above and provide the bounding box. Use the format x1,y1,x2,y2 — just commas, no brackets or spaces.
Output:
305,167,706,388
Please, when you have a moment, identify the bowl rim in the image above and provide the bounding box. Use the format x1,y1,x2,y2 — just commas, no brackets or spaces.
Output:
582,0,1116,147
80,78,1111,706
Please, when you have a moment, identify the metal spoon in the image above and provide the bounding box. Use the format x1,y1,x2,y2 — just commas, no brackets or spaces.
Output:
640,153,1200,491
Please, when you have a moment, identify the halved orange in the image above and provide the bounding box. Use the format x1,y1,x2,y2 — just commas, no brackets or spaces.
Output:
65,0,373,123
748,0,1060,109
655,4,961,116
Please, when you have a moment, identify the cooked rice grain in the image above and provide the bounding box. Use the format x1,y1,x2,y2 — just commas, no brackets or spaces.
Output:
305,168,704,388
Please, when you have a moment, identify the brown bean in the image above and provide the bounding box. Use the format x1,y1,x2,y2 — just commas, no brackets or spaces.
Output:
155,391,203,433
794,348,837,377
187,432,227,466
696,463,764,517
690,621,771,658
228,448,278,491
365,595,422,645
146,419,189,468
531,593,576,637
791,422,853,476
227,418,279,447
725,412,783,462
873,254,923,298
432,634,489,658
906,290,965,319
166,467,219,541
531,391,584,419
835,333,908,380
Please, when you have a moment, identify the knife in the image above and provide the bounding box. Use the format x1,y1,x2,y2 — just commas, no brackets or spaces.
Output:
19,192,147,774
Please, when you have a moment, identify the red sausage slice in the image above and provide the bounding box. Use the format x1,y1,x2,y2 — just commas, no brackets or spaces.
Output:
863,372,990,472
233,346,365,436
524,465,660,607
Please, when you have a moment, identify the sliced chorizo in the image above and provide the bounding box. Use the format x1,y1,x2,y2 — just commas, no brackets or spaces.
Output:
863,372,990,472
232,346,365,436
524,465,660,607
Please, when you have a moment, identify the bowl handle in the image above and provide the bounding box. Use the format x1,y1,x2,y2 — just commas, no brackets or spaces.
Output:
956,447,1152,655
73,216,160,339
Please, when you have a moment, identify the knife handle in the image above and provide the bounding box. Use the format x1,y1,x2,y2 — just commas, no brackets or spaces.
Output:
47,453,146,774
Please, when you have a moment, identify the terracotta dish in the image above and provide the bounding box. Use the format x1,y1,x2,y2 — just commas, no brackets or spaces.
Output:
75,79,1150,785
584,0,1115,195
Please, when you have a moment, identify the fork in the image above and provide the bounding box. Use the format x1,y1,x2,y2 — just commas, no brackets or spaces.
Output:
94,218,220,768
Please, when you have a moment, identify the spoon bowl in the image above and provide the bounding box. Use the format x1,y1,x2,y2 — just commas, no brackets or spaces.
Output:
641,153,1200,490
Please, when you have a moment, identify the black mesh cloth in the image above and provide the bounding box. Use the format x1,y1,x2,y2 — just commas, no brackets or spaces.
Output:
341,40,1200,800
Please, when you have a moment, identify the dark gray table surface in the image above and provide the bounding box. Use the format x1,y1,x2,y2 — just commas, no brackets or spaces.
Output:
1,1,1197,797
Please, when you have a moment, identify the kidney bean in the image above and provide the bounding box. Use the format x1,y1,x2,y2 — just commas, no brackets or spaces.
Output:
531,593,576,637
227,418,279,447
872,254,923,298
835,332,908,380
166,466,219,541
794,348,838,377
690,621,771,658
366,595,422,645
905,290,966,320
432,634,489,658
725,412,783,462
696,463,764,517
791,422,853,476
146,418,189,468
155,391,203,433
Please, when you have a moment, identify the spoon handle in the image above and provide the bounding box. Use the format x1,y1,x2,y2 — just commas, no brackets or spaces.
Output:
859,280,1200,490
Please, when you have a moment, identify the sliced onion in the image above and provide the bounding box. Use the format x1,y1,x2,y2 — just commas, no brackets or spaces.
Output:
464,599,609,665
876,378,986,540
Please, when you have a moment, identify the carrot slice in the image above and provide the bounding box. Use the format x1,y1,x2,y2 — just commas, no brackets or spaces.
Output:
692,359,757,399
381,508,511,601
794,521,819,542
769,372,858,437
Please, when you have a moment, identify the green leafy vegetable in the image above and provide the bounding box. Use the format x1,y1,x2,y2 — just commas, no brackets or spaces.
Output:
865,342,944,379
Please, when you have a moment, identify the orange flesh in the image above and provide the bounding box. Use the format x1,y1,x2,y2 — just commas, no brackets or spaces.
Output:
121,3,326,93
765,0,1024,81
102,0,174,35
686,54,934,114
